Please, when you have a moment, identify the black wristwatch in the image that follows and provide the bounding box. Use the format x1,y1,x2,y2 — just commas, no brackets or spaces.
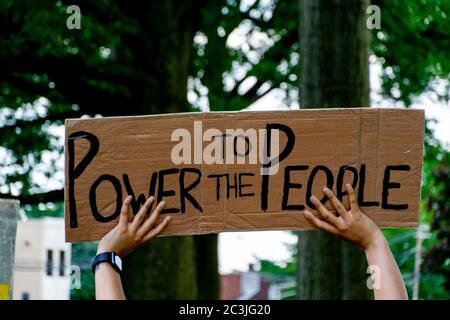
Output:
91,252,123,274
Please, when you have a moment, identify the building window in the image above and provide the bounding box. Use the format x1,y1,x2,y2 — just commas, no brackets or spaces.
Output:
59,250,65,276
46,249,53,276
21,292,30,300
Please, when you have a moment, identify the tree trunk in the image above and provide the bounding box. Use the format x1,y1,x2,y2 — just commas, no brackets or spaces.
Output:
119,0,219,299
123,237,198,299
297,0,373,299
194,234,220,299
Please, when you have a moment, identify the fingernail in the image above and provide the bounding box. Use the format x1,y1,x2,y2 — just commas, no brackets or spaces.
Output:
166,216,172,222
310,196,316,202
160,201,166,207
323,187,330,193
304,210,311,216
126,195,132,201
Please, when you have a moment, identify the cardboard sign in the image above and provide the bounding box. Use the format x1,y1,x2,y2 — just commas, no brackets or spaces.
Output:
64,108,424,242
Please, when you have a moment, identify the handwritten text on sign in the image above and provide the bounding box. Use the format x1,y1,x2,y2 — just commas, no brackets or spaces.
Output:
64,108,424,242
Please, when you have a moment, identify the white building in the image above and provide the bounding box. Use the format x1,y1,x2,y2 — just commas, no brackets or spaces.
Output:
13,217,72,300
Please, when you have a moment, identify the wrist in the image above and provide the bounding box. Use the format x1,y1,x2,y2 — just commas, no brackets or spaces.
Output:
97,245,109,255
363,229,386,252
91,251,123,275
97,241,114,255
94,260,114,273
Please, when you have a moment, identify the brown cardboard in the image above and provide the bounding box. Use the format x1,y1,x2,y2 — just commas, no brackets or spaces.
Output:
64,108,424,242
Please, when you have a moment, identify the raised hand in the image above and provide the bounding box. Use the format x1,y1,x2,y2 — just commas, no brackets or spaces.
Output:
303,183,382,250
97,195,171,257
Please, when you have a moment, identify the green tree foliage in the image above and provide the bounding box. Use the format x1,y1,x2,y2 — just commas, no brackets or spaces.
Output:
191,0,299,111
0,0,212,299
421,126,450,298
372,0,450,105
0,0,140,197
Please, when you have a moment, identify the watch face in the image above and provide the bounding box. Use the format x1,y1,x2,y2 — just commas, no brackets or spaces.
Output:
114,255,123,271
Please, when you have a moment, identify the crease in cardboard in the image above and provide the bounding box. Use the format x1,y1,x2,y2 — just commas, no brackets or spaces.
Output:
375,108,381,207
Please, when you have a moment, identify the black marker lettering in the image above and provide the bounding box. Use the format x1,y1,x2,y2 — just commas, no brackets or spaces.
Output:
336,165,358,202
306,165,334,208
217,134,230,161
261,175,269,211
358,164,379,207
227,173,238,199
68,131,99,228
233,135,251,157
382,165,410,210
180,168,203,213
123,173,147,215
147,171,158,211
238,173,255,197
89,174,122,223
261,123,295,211
207,174,226,201
282,165,309,210
157,168,180,214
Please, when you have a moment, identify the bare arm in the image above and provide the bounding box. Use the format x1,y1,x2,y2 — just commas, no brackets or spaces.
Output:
95,263,126,300
363,231,408,299
303,183,408,300
95,195,171,300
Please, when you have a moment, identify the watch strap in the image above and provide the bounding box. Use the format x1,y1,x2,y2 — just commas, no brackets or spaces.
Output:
91,252,122,274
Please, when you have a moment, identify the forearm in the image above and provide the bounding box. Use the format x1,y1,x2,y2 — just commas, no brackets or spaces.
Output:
365,231,408,300
95,263,126,300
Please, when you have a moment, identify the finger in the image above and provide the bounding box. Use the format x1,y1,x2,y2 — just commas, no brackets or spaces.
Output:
323,187,351,221
119,196,132,228
345,183,359,214
310,195,346,230
142,216,171,242
137,201,166,238
131,196,154,231
303,210,339,235
342,189,351,211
